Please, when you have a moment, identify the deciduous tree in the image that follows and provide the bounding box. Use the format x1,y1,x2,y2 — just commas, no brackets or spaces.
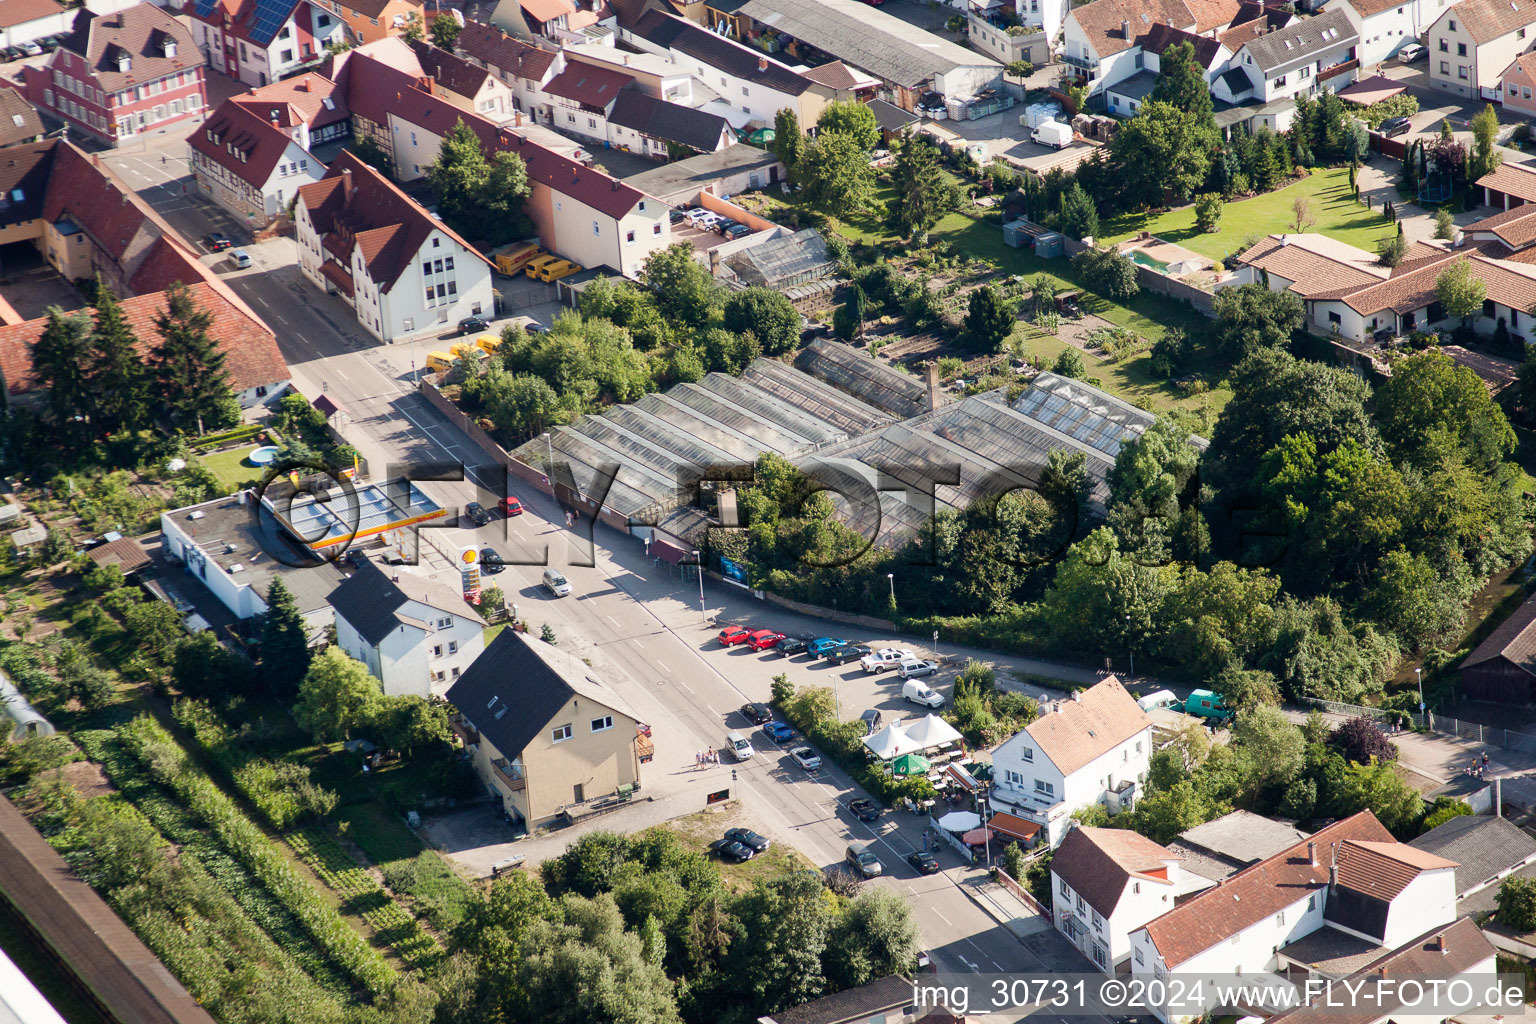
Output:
294,647,381,742
816,100,881,151
1435,259,1486,329
1211,282,1303,360
430,12,461,49
802,130,879,218
723,288,800,355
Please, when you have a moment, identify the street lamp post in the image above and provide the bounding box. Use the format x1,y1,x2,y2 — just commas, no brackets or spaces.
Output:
979,795,991,870
693,549,705,623
887,572,895,602
1126,614,1135,678
1415,667,1425,726
932,629,939,662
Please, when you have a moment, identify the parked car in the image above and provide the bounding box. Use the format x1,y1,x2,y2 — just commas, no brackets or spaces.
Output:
20,41,41,56
740,702,773,725
859,709,882,735
669,207,689,224
201,232,233,252
775,637,809,657
479,548,505,573
824,643,870,665
1398,42,1426,62
1379,115,1412,138
457,315,491,335
499,496,523,516
718,625,752,646
723,223,751,240
790,746,821,771
542,568,571,597
907,850,940,875
763,721,795,744
807,637,847,657
710,837,755,862
846,797,880,822
898,658,939,680
1181,688,1234,724
846,842,882,877
1136,689,1178,713
859,647,914,673
902,680,945,707
714,217,741,236
724,827,771,852
228,249,252,270
747,629,786,650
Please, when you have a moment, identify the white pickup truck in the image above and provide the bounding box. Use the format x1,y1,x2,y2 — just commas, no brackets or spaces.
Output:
859,647,915,674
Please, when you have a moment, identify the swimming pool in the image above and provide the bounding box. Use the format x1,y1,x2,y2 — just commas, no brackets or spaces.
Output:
1127,249,1171,273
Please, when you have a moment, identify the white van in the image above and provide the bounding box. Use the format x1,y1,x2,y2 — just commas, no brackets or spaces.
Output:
1136,689,1179,713
726,730,754,761
1031,120,1072,149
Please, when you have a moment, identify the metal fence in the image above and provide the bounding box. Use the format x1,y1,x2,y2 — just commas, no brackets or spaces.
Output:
1298,698,1536,757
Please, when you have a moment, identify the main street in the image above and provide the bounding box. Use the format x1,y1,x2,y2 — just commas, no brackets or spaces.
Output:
104,132,1099,999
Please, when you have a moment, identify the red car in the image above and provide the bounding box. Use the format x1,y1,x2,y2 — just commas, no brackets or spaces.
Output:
718,625,752,646
748,629,786,650
499,496,523,516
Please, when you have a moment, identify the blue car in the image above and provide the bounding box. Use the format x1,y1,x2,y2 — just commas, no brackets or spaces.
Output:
764,721,794,744
807,637,847,657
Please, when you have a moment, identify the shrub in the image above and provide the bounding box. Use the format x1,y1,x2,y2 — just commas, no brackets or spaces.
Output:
1358,92,1419,129
1498,876,1536,932
1194,193,1223,233
1331,716,1397,765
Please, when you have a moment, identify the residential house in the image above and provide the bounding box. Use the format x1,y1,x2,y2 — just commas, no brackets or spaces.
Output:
1478,159,1536,210
1001,0,1072,45
447,628,647,829
622,143,784,204
1458,592,1536,702
294,151,495,340
1165,809,1310,883
188,0,338,87
408,39,518,120
20,5,205,146
313,0,425,46
1129,812,1461,1022
1426,0,1536,101
229,71,352,148
513,0,578,38
727,0,1002,110
1105,23,1231,115
452,19,563,124
331,560,485,698
988,677,1154,847
607,90,733,156
0,88,44,148
1051,826,1204,973
625,10,835,127
1326,0,1435,65
1062,0,1240,97
563,40,697,106
1500,51,1536,114
190,99,324,226
0,0,69,50
544,60,636,142
1212,7,1360,131
968,15,1050,69
1410,813,1536,912
755,976,959,1024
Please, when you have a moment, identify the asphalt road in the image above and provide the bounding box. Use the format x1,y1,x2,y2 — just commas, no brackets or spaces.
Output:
102,130,1100,997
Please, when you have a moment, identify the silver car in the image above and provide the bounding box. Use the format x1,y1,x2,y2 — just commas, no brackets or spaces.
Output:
542,568,571,597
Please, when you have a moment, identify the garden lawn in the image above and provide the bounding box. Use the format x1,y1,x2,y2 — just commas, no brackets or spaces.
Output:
1102,167,1396,262
198,445,264,493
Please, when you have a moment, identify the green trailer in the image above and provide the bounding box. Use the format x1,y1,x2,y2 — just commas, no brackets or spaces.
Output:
1181,689,1233,724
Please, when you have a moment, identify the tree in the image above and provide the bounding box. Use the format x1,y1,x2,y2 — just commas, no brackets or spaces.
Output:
1057,182,1099,241
1133,780,1216,844
1374,351,1515,473
959,285,1016,354
640,243,722,329
400,9,423,40
1005,59,1033,79
1420,796,1473,833
1333,757,1424,835
723,288,800,356
1148,326,1193,378
294,647,381,742
261,578,311,693
888,136,957,238
1194,193,1222,233
1231,705,1305,797
1497,876,1536,931
802,130,879,217
87,280,149,433
173,630,256,699
1071,246,1138,300
1470,102,1502,184
773,109,804,174
832,283,867,342
1434,206,1456,240
482,151,535,244
1435,259,1486,329
1290,194,1314,232
1211,666,1282,712
1110,100,1216,205
1211,282,1303,359
430,12,461,49
1151,41,1214,121
368,694,452,757
1365,548,1470,651
150,282,237,435
815,100,880,152
825,889,920,990
428,120,492,232
30,307,94,437
1331,716,1396,766
722,872,831,1012
516,894,681,1024
1051,348,1085,379
1377,233,1408,268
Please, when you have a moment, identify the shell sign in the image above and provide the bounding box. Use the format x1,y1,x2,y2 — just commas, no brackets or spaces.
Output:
460,547,481,601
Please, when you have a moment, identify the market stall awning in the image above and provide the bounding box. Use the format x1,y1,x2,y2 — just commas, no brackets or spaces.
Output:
962,827,994,845
864,723,923,760
905,714,964,750
945,762,981,792
986,811,1042,843
937,810,982,832
892,753,930,776
1337,74,1406,107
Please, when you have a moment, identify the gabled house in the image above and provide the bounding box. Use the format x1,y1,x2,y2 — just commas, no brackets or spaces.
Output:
1500,51,1536,115
312,0,424,46
20,5,205,146
0,87,44,148
331,560,485,698
1129,812,1461,1022
447,628,647,829
1458,591,1536,703
1325,0,1433,65
1426,0,1536,101
189,99,324,225
544,60,636,141
229,71,351,148
1061,0,1203,96
1051,826,1201,973
1410,813,1536,906
1212,6,1359,129
188,0,338,86
452,19,563,124
988,677,1154,847
1104,23,1231,115
294,151,495,340
608,89,733,156
408,39,518,120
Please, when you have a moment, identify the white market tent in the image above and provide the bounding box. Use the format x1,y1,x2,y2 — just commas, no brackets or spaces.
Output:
863,722,925,760
904,714,963,749
0,672,53,742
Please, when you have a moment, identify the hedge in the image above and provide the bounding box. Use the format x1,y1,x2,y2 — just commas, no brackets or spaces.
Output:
771,682,936,806
116,716,397,995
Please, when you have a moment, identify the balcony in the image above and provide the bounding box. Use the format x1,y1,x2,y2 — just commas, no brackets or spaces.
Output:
490,757,526,792
1061,52,1097,73
1318,55,1359,81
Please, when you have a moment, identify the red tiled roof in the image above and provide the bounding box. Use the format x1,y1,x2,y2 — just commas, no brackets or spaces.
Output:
319,259,355,297
56,4,199,93
409,39,493,98
1024,678,1151,776
231,73,350,131
1467,202,1536,249
1441,0,1536,44
1477,162,1536,203
1069,0,1197,58
521,0,575,23
1141,812,1395,968
0,85,43,148
543,63,634,108
42,142,160,263
189,100,299,188
1335,840,1457,900
1053,827,1179,919
0,0,66,30
0,282,287,395
454,19,558,81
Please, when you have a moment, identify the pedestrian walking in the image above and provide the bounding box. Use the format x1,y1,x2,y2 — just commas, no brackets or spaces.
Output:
1483,751,1490,768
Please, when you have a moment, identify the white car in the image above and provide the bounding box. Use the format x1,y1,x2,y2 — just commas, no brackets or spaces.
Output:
790,746,822,771
897,658,939,679
859,647,915,674
542,568,571,597
902,679,945,708
1398,42,1426,62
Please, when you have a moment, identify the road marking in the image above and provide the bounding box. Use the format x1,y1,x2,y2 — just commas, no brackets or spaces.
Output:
276,315,289,326
254,296,271,309
334,368,350,381
932,910,952,926
706,705,720,718
657,661,670,674
606,615,618,626
679,681,694,695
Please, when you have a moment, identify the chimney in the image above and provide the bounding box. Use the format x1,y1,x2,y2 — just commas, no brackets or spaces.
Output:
341,166,352,205
925,360,941,411
758,55,768,71
611,179,619,190
1307,841,1316,866
1328,842,1338,890
271,118,280,128
1438,933,1448,955
1121,18,1130,37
